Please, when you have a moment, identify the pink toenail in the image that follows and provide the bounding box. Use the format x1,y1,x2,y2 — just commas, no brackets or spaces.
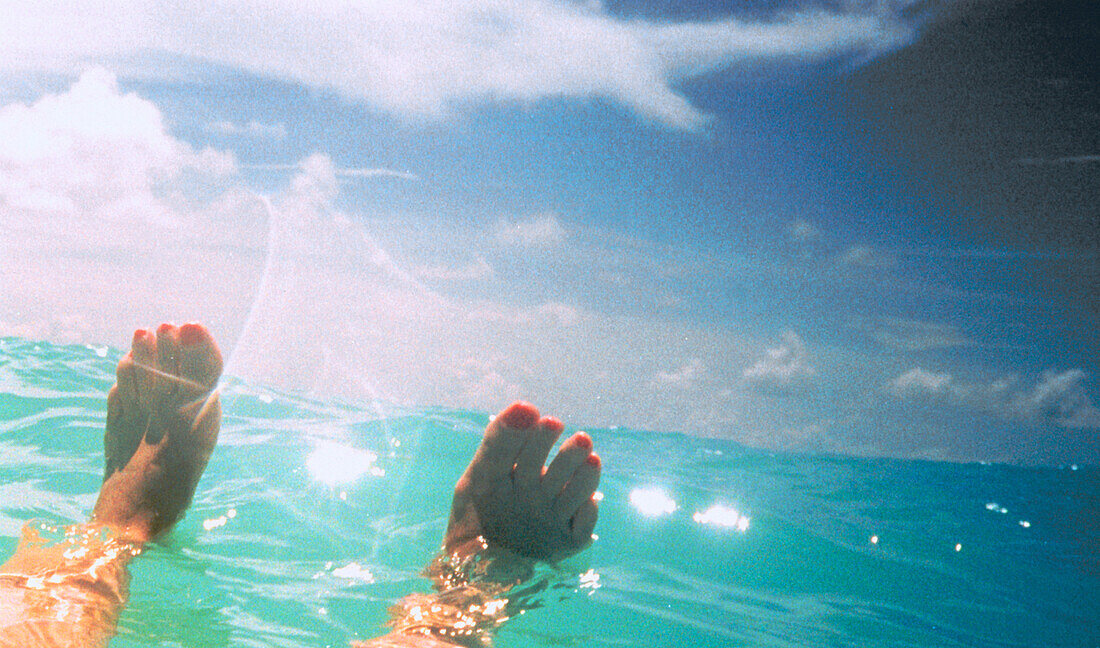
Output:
585,453,601,468
502,402,539,428
156,322,175,337
574,433,592,450
179,323,204,345
132,329,149,344
541,417,564,433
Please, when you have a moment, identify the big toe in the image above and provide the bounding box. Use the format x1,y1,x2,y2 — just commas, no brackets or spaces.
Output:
514,416,565,490
178,322,223,392
463,401,540,486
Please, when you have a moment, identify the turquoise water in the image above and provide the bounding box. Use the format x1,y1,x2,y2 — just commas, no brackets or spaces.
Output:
1,337,1097,647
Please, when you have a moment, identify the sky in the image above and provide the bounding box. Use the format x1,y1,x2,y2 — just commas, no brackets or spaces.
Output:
0,0,1097,465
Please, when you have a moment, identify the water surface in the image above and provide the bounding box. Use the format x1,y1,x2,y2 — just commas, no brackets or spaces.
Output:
1,337,1096,647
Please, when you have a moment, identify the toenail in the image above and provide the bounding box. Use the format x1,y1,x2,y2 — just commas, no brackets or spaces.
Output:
585,453,601,468
574,433,592,450
132,329,149,344
179,323,205,345
502,402,539,428
541,417,564,433
156,322,176,336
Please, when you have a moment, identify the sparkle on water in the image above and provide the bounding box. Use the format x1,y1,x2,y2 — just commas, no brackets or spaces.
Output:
628,487,678,517
0,337,1094,648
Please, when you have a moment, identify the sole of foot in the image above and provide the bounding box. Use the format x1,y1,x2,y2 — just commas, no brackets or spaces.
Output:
445,401,601,563
92,322,223,543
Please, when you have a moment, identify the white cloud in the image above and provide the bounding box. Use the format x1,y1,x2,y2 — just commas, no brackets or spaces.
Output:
743,331,814,386
0,68,235,238
889,367,1100,429
335,167,419,181
530,302,582,328
654,358,705,387
0,1,921,129
0,69,267,353
208,119,287,140
1010,370,1100,429
13,68,1093,466
450,354,525,404
493,213,567,247
0,72,752,439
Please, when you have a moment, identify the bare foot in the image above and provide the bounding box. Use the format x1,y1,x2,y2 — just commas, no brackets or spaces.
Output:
92,323,222,543
444,401,600,563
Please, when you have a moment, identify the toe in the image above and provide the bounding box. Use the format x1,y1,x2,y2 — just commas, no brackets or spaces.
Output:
146,323,184,444
178,322,223,391
554,453,601,523
513,416,564,491
542,432,592,497
106,333,154,476
464,401,540,486
114,348,139,407
155,322,182,377
129,328,158,412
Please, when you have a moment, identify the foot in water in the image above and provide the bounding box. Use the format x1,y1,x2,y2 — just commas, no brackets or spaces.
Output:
0,323,222,647
92,322,223,543
356,403,600,646
444,401,601,563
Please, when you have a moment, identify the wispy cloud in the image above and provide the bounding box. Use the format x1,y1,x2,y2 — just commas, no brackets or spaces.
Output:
207,119,286,140
891,367,952,394
493,213,567,248
855,316,970,351
244,163,419,181
0,1,923,129
415,257,494,282
1015,154,1100,166
837,244,895,269
788,218,821,242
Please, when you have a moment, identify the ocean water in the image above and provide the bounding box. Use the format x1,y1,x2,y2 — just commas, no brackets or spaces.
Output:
0,337,1097,648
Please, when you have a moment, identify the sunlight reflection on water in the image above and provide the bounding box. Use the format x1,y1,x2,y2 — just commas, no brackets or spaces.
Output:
692,504,750,532
306,441,385,486
628,487,678,517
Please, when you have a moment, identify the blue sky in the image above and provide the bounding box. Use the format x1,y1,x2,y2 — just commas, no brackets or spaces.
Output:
0,0,1096,464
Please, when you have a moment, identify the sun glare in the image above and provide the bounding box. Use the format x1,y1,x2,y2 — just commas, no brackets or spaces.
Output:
306,441,384,486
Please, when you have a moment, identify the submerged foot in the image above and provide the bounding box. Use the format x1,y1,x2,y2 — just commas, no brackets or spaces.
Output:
444,402,601,563
92,323,222,543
